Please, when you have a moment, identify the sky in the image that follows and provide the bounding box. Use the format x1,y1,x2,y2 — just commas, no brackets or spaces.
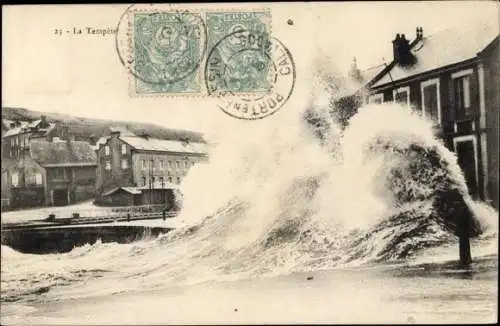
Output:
2,1,498,132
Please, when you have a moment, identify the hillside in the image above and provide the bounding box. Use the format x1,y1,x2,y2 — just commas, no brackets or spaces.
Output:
2,107,205,142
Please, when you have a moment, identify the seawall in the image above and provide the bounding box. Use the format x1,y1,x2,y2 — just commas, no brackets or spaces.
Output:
1,225,173,254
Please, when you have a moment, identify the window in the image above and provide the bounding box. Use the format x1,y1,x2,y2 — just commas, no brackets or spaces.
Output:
105,161,111,170
176,176,181,184
168,176,173,183
168,160,173,169
142,160,146,169
142,176,147,187
159,176,165,187
368,93,384,104
160,160,165,169
176,161,180,169
121,144,127,155
35,173,43,185
421,78,441,123
452,69,473,119
151,176,156,185
10,139,14,147
184,161,189,169
393,86,410,106
50,168,64,180
105,145,110,156
121,159,128,169
11,172,19,186
150,159,154,169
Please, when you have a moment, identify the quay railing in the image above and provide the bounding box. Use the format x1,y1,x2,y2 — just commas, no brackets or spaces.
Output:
45,204,179,225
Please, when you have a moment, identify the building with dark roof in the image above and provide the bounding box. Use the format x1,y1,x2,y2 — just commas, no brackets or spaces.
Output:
2,137,97,209
95,131,208,204
347,21,499,209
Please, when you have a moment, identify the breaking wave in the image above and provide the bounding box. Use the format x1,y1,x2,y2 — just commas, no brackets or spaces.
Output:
2,69,498,304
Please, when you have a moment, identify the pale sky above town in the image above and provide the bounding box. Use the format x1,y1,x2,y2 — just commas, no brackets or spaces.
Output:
2,2,498,133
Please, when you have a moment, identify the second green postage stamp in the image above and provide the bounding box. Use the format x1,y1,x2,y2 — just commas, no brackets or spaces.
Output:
125,7,271,97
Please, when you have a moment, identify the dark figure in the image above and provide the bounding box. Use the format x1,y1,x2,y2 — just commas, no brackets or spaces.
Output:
162,209,166,221
127,213,131,222
457,211,472,267
433,188,478,267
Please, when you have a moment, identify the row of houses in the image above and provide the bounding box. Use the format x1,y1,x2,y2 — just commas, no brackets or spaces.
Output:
1,117,208,210
343,21,499,210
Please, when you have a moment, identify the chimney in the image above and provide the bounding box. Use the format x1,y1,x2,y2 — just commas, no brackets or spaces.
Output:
416,26,423,40
89,135,98,146
40,115,47,126
392,33,415,66
410,26,424,47
139,132,150,139
60,125,70,142
110,130,121,138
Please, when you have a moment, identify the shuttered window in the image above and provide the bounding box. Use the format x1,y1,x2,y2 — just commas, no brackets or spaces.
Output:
421,78,440,123
454,75,472,119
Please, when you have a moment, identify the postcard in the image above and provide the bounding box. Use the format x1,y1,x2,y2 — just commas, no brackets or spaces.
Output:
1,2,498,324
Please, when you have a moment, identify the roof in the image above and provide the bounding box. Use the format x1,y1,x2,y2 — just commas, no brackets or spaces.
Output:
29,139,97,167
341,61,387,98
2,121,30,137
102,187,142,196
139,184,180,190
372,21,499,88
2,121,55,138
27,119,42,129
360,63,387,86
120,136,207,155
91,136,110,151
102,184,180,197
2,119,14,130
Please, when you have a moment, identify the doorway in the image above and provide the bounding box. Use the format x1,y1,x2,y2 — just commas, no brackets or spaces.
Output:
454,136,479,198
53,189,69,206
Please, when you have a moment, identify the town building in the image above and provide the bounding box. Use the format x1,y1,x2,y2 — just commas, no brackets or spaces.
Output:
2,136,97,209
95,131,208,206
348,22,499,210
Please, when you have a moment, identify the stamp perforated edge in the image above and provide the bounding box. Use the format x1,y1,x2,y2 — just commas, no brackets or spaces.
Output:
126,7,206,98
124,6,272,98
203,9,274,99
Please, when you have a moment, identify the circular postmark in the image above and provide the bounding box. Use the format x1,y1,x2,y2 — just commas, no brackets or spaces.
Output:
205,29,296,120
115,4,207,87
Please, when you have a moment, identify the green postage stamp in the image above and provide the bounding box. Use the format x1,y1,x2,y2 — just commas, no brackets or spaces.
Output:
126,8,271,96
204,11,273,95
129,10,206,95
